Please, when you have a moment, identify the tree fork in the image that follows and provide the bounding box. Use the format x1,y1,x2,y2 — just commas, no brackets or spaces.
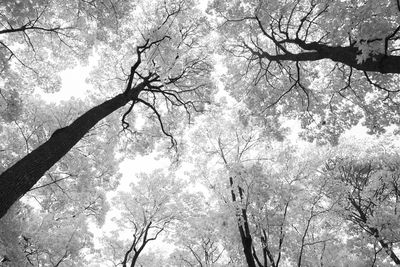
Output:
0,84,144,218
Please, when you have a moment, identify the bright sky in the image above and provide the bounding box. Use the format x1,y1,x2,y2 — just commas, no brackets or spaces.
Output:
39,64,92,103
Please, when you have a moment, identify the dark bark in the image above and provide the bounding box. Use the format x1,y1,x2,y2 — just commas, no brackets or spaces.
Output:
240,13,400,74
240,234,256,267
121,220,166,267
218,139,257,267
229,177,257,267
378,239,400,265
0,84,144,218
0,25,62,35
348,197,400,265
252,39,400,74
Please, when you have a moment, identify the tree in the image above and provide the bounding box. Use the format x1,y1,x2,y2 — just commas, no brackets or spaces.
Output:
212,0,400,73
0,97,117,265
209,0,400,143
170,196,227,267
4,0,400,265
0,0,212,218
184,102,397,266
323,136,400,265
185,104,271,266
185,104,337,266
100,170,183,267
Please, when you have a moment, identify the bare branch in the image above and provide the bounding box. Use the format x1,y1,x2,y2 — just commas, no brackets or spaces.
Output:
136,98,177,148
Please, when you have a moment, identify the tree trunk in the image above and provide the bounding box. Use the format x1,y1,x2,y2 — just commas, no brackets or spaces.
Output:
229,177,257,267
0,86,143,218
240,233,256,267
130,253,139,267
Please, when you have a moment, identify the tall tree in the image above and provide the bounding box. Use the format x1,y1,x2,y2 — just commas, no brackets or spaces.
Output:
0,0,212,218
0,97,117,265
185,103,382,266
209,0,400,144
186,105,270,266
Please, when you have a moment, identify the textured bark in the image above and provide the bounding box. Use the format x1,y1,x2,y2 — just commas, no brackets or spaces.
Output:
0,85,143,218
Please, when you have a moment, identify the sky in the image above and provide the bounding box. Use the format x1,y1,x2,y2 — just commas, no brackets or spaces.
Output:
39,62,92,103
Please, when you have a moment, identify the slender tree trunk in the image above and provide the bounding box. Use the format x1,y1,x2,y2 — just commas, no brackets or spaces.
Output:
229,177,257,267
240,233,256,267
0,86,143,218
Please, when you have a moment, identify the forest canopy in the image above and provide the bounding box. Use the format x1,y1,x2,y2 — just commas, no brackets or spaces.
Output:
1,0,400,266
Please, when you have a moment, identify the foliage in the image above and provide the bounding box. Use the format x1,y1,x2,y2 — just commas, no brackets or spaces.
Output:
209,0,400,144
0,95,121,265
99,170,184,267
169,198,228,266
322,135,400,265
182,100,400,266
1,0,400,266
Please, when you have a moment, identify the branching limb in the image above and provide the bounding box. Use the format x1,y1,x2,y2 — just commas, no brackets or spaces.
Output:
121,100,136,130
124,36,171,93
136,98,177,149
0,24,62,35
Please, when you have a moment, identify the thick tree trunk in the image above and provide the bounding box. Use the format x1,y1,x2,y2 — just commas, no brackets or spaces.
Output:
0,86,142,218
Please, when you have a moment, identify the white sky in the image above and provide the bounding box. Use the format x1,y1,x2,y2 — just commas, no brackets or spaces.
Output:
40,64,92,103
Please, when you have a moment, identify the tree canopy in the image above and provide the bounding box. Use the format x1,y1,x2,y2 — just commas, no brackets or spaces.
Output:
1,0,400,266
212,0,400,143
